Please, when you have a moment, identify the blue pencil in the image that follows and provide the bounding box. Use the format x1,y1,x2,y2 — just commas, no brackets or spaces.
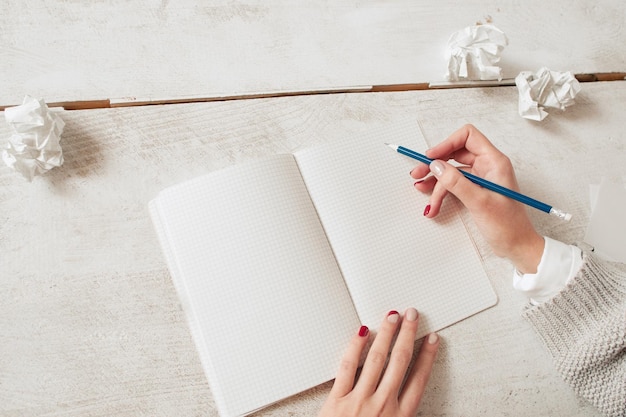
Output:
386,143,572,222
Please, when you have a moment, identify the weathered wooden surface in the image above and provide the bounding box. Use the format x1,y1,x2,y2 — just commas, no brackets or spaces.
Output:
3,82,624,416
1,0,625,107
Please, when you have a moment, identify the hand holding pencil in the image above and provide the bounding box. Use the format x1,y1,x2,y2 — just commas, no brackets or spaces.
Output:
408,124,546,275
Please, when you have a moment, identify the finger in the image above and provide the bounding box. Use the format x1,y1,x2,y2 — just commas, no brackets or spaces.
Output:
409,164,430,180
412,124,491,179
442,148,477,167
412,174,437,194
426,146,477,167
354,310,401,395
399,333,440,414
422,178,449,218
330,325,371,397
376,308,419,397
426,124,498,161
428,159,490,213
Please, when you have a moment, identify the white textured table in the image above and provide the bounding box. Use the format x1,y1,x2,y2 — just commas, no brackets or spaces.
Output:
1,0,625,107
2,81,624,416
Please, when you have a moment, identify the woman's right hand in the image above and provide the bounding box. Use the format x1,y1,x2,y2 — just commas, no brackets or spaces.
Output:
410,124,544,274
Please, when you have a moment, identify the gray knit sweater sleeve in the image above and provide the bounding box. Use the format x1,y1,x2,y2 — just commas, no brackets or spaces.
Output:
522,252,626,417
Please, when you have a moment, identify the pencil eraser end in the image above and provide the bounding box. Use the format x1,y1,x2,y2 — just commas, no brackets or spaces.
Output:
549,207,572,222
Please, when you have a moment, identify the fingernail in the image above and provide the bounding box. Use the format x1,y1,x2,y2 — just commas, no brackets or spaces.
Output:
359,325,369,337
387,310,400,323
405,308,418,322
413,180,424,186
430,160,444,177
423,204,431,216
428,333,439,344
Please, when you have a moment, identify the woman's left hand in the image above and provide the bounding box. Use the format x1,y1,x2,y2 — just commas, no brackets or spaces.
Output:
317,308,440,417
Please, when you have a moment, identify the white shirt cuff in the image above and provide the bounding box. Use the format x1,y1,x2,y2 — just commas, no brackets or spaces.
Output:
512,236,583,305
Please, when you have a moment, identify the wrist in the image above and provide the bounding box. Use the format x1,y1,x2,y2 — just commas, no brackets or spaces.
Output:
509,233,545,274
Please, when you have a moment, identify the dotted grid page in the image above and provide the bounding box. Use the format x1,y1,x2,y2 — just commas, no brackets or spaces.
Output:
294,120,497,338
150,154,359,417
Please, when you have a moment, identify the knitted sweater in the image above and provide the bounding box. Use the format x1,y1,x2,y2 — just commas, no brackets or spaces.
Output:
522,252,626,417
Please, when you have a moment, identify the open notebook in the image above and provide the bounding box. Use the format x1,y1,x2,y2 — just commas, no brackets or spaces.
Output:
149,120,497,417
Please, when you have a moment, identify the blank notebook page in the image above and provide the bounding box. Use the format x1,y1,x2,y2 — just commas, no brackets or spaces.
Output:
149,155,359,417
295,120,497,338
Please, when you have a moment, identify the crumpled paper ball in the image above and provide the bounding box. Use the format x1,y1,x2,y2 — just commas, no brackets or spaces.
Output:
2,95,65,180
445,24,509,81
515,67,581,121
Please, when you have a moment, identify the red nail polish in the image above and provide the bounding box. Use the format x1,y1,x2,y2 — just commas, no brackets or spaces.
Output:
423,204,431,216
359,325,369,337
387,310,400,323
